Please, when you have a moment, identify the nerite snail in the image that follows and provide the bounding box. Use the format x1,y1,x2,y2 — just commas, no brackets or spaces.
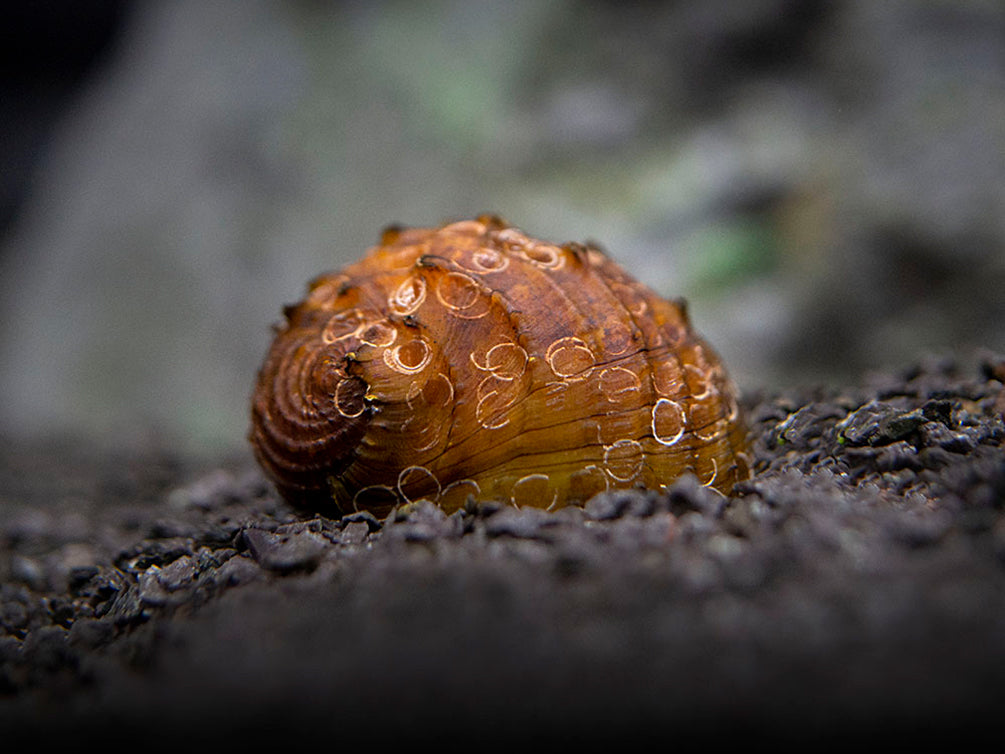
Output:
250,215,750,516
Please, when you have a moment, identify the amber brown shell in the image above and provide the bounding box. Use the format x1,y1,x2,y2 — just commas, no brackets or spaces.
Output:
250,215,750,516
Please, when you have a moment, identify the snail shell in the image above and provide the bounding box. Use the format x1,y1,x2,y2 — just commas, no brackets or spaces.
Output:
250,215,750,516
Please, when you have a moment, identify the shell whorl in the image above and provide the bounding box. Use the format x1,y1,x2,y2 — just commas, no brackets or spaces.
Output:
250,215,750,516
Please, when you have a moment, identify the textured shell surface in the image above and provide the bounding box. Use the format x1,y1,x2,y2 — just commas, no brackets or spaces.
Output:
250,215,751,516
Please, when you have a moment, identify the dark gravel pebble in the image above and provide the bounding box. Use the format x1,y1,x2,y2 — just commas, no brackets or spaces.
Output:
482,506,557,539
242,527,328,574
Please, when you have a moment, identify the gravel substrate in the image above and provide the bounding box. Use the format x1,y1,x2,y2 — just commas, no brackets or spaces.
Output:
2,351,1004,745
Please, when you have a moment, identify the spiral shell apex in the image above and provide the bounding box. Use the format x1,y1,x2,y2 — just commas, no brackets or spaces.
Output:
250,215,751,516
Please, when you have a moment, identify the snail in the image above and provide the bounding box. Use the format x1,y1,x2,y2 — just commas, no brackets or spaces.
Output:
250,215,750,516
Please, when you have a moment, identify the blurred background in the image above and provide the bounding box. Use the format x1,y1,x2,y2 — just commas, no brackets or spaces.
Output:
0,0,1002,456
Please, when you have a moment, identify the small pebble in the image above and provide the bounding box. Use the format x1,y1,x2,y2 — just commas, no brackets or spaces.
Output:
483,507,553,539
242,528,328,573
156,555,198,591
